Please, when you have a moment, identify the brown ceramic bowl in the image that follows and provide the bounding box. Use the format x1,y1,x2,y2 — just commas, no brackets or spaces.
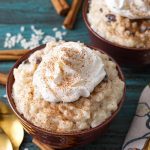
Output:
7,44,126,149
82,0,150,66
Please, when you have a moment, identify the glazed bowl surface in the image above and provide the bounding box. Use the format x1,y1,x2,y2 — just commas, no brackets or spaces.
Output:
82,0,150,66
7,44,126,149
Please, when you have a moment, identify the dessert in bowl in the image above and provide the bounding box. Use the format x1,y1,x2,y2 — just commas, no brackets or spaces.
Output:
83,0,150,65
7,41,125,149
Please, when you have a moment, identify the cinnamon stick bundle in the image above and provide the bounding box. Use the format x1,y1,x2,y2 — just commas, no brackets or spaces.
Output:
33,138,55,150
51,0,70,16
0,73,8,85
0,55,21,61
0,49,29,61
63,0,82,29
0,49,29,56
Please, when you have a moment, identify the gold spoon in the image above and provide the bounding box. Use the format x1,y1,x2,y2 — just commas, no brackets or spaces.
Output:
0,100,12,114
143,138,150,150
0,100,24,150
0,128,13,150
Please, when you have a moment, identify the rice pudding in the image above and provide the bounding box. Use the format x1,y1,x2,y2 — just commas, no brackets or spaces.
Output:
13,41,125,132
87,0,150,48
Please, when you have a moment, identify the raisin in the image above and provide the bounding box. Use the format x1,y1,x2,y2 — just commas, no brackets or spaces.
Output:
35,57,42,64
103,75,108,82
106,14,116,22
140,23,150,33
100,8,103,12
23,59,29,64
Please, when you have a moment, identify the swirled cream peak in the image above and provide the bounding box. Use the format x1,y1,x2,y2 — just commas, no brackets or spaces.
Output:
33,42,106,103
105,0,150,19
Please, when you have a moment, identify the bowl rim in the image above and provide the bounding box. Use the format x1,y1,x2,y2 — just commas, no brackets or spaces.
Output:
82,0,150,52
6,43,126,136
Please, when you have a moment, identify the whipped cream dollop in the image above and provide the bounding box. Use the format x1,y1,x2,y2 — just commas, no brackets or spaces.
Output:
105,0,150,19
33,42,106,103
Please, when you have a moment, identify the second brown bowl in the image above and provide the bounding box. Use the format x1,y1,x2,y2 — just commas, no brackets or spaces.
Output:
82,0,150,66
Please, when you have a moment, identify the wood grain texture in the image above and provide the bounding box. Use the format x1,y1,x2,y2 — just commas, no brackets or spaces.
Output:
0,0,150,150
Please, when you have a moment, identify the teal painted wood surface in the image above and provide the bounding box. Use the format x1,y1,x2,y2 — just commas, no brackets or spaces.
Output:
0,0,150,150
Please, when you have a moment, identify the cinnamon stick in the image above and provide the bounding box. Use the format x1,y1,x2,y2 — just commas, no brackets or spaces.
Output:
63,0,82,29
33,138,55,150
0,55,21,61
0,49,29,56
51,0,70,16
0,73,8,85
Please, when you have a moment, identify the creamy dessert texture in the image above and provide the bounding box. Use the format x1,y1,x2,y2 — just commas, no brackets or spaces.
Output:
13,41,124,132
87,0,150,48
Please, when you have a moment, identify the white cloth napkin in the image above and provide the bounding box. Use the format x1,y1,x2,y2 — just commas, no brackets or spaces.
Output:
122,85,150,150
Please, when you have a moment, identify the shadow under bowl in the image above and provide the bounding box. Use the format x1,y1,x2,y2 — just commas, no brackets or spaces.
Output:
6,44,126,149
82,0,150,66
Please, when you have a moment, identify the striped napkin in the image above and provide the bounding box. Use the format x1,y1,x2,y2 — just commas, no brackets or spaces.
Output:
122,84,150,150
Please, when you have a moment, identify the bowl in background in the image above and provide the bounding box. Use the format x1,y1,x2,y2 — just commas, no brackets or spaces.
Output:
7,44,126,149
82,0,150,66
